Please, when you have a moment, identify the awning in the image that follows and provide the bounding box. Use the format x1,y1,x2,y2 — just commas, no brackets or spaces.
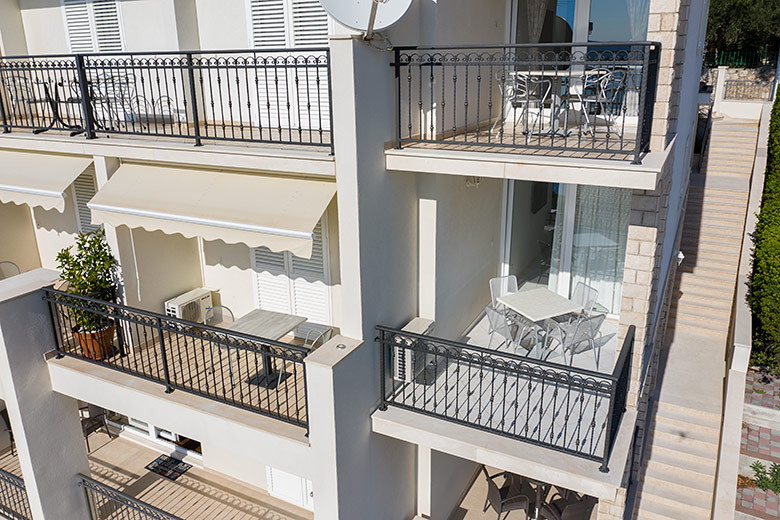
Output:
0,150,93,212
88,163,336,258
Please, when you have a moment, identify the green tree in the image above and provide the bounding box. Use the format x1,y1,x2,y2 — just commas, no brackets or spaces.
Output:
707,0,780,51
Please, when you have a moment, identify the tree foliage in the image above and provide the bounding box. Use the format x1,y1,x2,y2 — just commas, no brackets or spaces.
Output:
749,86,780,368
707,0,780,51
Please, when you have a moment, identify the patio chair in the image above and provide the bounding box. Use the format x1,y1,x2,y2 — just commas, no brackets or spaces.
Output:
1,74,42,127
571,282,599,317
481,466,531,520
80,404,114,454
546,313,607,368
0,408,14,457
576,68,626,137
489,275,519,307
204,305,236,385
546,491,597,520
492,72,552,137
0,261,21,280
301,324,334,350
485,305,518,352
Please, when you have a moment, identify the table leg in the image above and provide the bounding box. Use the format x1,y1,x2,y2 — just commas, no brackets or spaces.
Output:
247,352,289,389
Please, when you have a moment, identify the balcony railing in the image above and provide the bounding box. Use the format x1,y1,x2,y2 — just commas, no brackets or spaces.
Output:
44,288,309,431
80,475,182,520
0,49,332,152
392,42,660,164
377,324,635,472
0,468,30,520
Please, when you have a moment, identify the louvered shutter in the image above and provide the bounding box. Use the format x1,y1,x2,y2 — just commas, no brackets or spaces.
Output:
63,0,123,54
290,0,329,131
63,0,95,53
92,0,123,52
250,0,287,48
289,220,331,326
72,167,100,233
290,0,328,47
253,246,293,314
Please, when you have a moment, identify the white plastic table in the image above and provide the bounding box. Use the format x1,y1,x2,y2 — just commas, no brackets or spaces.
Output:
497,287,582,323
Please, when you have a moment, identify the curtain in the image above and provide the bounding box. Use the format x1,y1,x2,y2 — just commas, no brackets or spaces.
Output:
627,0,651,41
527,0,549,44
569,186,631,314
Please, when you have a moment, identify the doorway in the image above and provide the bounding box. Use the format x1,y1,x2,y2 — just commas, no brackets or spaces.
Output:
501,180,631,315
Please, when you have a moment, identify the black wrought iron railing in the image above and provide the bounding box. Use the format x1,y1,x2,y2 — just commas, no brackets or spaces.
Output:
0,468,30,520
44,288,309,430
80,474,181,520
0,49,333,151
392,42,660,164
377,324,635,472
724,79,775,101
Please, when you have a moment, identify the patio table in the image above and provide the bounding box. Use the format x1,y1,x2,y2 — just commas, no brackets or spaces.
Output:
497,287,581,323
226,309,306,389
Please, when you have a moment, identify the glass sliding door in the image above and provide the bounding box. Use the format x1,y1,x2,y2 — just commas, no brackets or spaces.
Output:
506,181,631,315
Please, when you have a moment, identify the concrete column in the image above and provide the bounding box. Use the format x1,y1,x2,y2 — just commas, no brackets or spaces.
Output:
0,0,28,56
713,66,728,114
0,269,91,520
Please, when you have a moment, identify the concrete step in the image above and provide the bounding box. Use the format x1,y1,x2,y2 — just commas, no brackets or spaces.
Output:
673,284,734,303
636,494,710,520
647,443,718,474
682,216,745,233
677,254,740,271
709,136,758,146
680,235,744,251
650,420,720,452
678,263,740,278
680,247,741,262
673,292,733,311
648,425,720,462
667,303,731,325
644,460,715,494
703,153,757,165
685,202,750,216
654,401,723,430
637,481,713,515
666,316,727,337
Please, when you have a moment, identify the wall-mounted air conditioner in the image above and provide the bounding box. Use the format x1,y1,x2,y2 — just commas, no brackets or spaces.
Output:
392,335,427,383
164,288,212,323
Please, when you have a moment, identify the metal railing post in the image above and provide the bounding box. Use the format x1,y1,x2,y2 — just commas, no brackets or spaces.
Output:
633,44,652,165
74,54,96,139
0,72,9,133
378,328,388,411
394,47,402,149
325,49,335,156
157,317,174,393
600,384,617,473
185,52,202,147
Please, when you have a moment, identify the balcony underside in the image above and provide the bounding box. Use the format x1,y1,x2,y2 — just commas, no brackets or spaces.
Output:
0,434,312,520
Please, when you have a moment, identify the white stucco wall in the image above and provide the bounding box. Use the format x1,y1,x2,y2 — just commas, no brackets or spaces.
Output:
30,192,80,270
115,227,202,313
0,202,41,273
17,0,68,55
429,450,479,520
194,0,249,50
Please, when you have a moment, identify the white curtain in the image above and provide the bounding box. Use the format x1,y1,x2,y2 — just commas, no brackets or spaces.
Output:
527,0,549,44
627,0,651,41
569,186,631,314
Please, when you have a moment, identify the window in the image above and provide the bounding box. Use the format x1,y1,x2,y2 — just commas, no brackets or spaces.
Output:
248,0,329,49
63,0,124,53
252,218,331,334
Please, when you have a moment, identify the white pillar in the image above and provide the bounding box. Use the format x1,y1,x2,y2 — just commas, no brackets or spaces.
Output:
713,66,728,114
0,269,91,520
417,446,432,517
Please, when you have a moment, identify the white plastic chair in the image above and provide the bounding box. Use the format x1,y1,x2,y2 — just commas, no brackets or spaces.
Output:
204,305,236,384
0,261,21,281
489,275,519,307
546,313,607,368
485,305,518,352
570,282,599,317
492,72,553,137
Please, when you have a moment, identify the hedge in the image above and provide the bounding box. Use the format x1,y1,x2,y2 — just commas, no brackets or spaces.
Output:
749,85,780,367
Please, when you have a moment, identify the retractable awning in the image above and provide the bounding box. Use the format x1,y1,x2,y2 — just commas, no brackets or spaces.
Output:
88,163,336,258
0,150,93,212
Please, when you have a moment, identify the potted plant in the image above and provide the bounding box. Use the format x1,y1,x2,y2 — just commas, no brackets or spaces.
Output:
56,229,119,361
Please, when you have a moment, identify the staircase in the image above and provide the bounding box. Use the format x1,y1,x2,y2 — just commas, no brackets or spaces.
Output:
633,117,760,519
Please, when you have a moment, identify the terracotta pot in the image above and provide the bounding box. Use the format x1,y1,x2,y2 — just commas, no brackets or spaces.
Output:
74,322,115,361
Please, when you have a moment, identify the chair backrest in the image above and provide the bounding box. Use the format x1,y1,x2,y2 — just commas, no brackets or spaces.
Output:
571,282,598,315
86,404,105,421
561,497,597,520
0,262,21,281
481,466,504,514
485,305,512,340
204,305,235,327
566,313,606,349
513,74,552,102
489,275,518,307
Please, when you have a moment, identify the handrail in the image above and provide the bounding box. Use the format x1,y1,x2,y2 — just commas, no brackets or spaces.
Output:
80,474,182,520
0,467,31,520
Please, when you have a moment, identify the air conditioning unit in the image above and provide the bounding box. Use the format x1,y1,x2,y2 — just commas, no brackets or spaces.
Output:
392,335,427,383
164,288,212,323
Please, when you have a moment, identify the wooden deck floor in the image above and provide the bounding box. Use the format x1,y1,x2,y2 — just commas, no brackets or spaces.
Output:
0,433,313,520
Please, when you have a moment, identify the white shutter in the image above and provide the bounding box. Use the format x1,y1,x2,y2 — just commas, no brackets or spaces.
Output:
72,167,100,234
63,0,95,53
92,0,123,52
290,220,331,326
252,246,293,314
290,0,328,48
63,0,123,54
249,0,288,48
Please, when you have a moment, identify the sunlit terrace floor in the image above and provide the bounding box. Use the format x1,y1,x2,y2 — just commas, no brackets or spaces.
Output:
404,112,639,161
0,433,313,520
387,306,620,459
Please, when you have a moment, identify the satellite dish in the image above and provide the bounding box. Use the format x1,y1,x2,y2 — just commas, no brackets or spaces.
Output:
320,0,413,38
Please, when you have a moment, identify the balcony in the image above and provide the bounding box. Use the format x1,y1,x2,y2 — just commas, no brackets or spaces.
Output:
392,42,659,164
0,432,312,520
0,49,332,153
44,288,309,431
376,322,634,472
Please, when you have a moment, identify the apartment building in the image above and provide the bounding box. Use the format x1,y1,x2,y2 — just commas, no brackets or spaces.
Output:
0,0,708,519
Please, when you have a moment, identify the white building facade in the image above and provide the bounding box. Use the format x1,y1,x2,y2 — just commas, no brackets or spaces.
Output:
0,0,709,518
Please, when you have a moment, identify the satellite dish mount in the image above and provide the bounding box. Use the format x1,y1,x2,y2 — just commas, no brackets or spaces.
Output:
364,0,386,40
319,0,413,43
